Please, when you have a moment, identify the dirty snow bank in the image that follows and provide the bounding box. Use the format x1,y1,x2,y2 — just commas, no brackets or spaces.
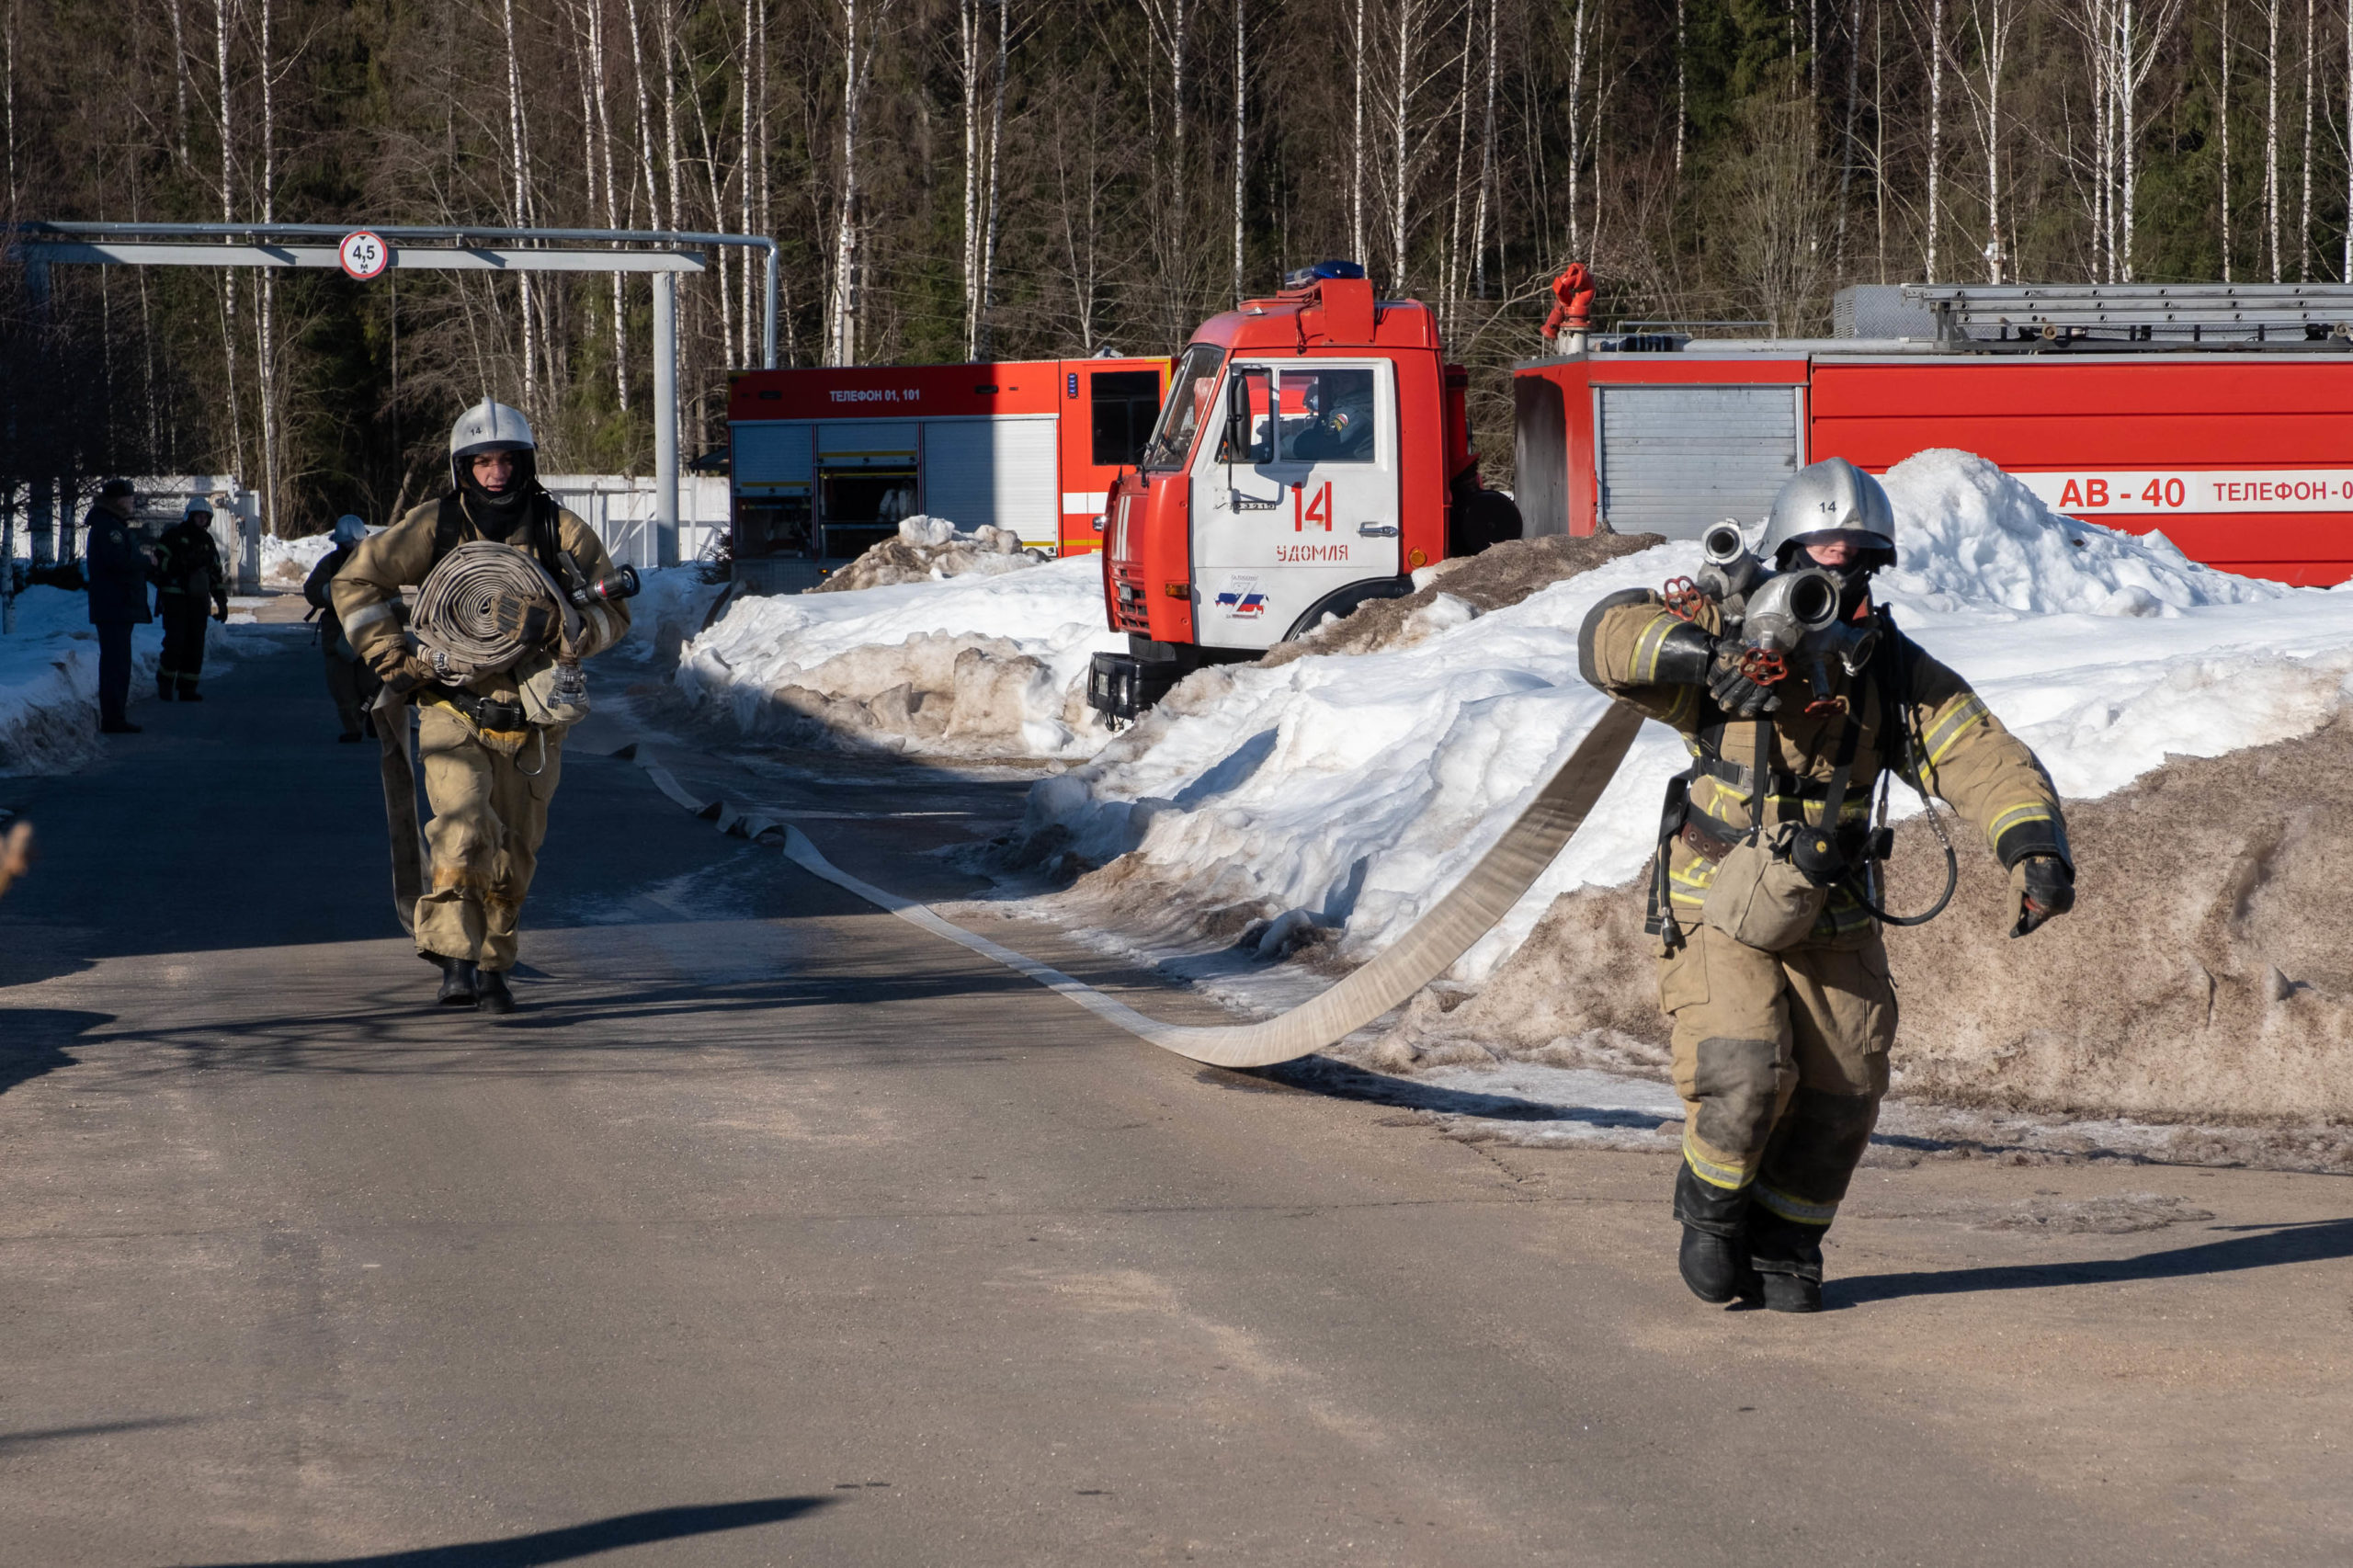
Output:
1003,449,2353,1131
676,553,1120,759
0,587,165,773
813,515,1052,595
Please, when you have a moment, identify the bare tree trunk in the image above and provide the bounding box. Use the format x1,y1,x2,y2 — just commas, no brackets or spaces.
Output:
1567,0,1590,259
2223,0,2234,282
687,53,736,365
1927,0,1944,280
257,0,278,534
1960,0,2018,282
501,0,537,409
1470,0,1497,299
1836,0,1863,271
1233,0,1246,303
2345,0,2352,278
1391,0,1411,286
1351,0,1366,260
659,0,682,232
586,0,629,409
214,0,243,484
2300,0,2314,279
624,0,660,230
1444,0,1472,334
2267,0,2281,279
169,0,191,168
828,0,891,365
1676,0,1687,174
960,0,980,355
981,0,1006,353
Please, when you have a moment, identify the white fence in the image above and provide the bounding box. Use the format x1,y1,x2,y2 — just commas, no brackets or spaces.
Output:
540,474,729,571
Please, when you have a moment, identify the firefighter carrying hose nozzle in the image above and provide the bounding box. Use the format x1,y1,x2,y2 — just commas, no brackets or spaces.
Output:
1578,457,2075,1312
330,401,636,1016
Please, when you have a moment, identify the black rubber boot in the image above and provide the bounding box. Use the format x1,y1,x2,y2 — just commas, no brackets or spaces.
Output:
1748,1207,1827,1313
1673,1163,1760,1305
474,969,516,1015
435,958,479,1006
156,677,175,701
178,688,204,703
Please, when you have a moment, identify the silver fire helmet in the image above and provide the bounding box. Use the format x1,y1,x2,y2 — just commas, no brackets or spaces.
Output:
449,399,537,459
1758,457,1897,570
333,514,368,544
182,495,214,520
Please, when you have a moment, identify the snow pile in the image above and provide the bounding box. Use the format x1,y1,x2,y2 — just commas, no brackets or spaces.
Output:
261,531,338,588
1006,450,2353,1129
1876,449,2286,617
677,553,1121,759
611,565,729,669
0,587,162,772
812,515,1051,595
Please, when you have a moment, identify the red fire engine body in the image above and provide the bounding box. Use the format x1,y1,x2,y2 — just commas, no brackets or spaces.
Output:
725,356,1167,589
1088,265,1515,719
1511,325,2353,586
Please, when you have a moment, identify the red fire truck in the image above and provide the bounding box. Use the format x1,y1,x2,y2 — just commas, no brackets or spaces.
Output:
1086,260,1518,720
725,355,1168,590
1512,282,2353,586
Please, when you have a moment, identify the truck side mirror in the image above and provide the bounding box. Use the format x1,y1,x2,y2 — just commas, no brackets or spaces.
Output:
1225,372,1252,461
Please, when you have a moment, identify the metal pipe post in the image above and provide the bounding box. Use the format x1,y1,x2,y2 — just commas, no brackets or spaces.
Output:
653,271,680,568
763,244,779,369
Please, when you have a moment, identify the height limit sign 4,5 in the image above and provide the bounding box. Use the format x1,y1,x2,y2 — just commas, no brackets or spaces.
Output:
337,230,390,281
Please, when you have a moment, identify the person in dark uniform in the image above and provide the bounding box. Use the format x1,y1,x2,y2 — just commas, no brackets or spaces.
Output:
150,496,231,701
303,514,381,741
85,479,152,735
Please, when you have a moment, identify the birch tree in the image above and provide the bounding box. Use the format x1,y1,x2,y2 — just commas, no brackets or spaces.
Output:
1956,0,2022,281
827,0,890,365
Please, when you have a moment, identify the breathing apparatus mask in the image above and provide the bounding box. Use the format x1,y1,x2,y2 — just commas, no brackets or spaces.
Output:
1672,520,1881,716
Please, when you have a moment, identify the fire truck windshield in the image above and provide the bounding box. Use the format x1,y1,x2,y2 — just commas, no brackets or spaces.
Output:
1141,343,1225,470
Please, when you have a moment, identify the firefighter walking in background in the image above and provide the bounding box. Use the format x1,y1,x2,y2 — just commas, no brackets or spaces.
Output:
1578,459,2075,1312
303,514,381,742
330,401,631,1015
151,496,231,700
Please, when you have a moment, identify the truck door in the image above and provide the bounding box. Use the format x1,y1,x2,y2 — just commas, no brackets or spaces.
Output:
1189,359,1402,651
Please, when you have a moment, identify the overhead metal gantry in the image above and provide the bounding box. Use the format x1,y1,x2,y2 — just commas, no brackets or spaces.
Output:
9,222,781,568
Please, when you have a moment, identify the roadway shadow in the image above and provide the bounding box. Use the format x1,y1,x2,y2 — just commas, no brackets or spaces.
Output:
1831,1217,2353,1308
0,1007,109,1096
184,1495,834,1567
1239,1054,1676,1131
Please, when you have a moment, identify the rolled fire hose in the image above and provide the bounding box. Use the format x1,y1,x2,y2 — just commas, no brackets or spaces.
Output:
374,542,575,933
643,700,1646,1069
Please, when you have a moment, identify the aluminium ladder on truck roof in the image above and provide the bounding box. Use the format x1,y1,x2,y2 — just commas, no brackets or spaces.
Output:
1902,282,2353,344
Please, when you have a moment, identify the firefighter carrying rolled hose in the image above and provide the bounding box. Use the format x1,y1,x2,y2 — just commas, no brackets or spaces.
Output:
1578,458,2075,1312
330,401,633,1015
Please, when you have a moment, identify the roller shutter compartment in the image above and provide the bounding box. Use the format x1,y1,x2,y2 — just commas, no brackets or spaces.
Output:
1597,385,1801,538
921,416,1060,547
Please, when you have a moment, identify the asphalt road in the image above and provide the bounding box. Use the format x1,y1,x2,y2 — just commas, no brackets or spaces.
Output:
1,626,2348,1567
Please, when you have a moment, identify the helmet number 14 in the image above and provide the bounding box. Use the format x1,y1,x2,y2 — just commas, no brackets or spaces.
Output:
1292,481,1334,533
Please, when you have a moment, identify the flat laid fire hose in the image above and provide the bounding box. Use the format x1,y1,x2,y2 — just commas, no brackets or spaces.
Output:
635,700,1645,1069
373,542,574,933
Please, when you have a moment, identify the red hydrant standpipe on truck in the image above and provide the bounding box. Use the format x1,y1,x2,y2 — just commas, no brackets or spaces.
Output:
1086,260,1520,723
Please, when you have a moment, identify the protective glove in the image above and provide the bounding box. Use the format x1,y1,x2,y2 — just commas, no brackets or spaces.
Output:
371,648,441,699
1707,646,1781,718
2008,855,2075,938
211,598,230,624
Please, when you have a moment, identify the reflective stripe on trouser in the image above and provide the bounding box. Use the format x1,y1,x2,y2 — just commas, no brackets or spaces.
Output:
414,703,564,972
159,597,210,693
1656,921,1896,1223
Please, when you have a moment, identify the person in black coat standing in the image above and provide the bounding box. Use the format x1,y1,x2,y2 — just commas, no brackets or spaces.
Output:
85,478,152,736
150,496,231,701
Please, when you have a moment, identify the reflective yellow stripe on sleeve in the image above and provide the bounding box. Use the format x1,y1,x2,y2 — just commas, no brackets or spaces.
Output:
1987,801,2055,838
1921,694,1990,767
1631,613,1678,684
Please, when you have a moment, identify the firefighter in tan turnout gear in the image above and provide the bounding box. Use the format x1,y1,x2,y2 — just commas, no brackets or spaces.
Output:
331,401,631,1015
1579,458,2075,1312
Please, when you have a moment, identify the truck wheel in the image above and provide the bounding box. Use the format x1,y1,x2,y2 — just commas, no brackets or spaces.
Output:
1449,488,1522,557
